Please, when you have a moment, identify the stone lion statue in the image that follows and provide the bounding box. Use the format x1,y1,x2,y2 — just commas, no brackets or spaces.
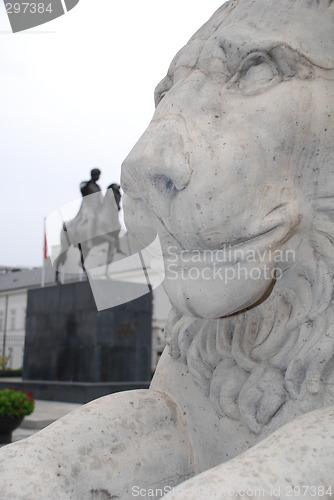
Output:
1,0,334,498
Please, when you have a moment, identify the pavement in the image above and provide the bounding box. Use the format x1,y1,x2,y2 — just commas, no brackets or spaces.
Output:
1,400,82,446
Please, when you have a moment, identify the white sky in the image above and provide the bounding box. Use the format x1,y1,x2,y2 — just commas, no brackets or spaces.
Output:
0,0,225,267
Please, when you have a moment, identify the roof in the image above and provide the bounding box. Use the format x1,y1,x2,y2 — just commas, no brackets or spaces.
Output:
0,261,80,293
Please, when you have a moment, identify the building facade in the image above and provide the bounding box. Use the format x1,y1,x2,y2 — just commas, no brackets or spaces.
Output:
0,251,171,372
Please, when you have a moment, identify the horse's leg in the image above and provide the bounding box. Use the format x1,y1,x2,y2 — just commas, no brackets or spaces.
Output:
104,234,119,277
104,240,112,278
78,242,89,280
115,231,126,255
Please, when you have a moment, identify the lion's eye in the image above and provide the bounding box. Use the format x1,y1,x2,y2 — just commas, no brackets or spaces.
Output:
228,53,281,95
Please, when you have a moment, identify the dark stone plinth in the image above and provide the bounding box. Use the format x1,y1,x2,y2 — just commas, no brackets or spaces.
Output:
23,281,152,384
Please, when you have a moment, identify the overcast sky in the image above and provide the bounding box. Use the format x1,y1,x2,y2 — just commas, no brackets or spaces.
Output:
0,0,225,267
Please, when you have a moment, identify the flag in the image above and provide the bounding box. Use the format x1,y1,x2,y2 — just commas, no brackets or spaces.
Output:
44,230,48,260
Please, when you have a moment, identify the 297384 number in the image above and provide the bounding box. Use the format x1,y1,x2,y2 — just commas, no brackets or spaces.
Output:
285,486,333,497
5,3,53,14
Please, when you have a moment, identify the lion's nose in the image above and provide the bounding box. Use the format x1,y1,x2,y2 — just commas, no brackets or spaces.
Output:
121,118,192,205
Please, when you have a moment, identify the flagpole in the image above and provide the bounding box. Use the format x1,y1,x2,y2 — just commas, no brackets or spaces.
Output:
41,217,47,287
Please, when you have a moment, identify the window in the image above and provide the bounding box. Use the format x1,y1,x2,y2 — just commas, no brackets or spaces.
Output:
10,309,16,330
0,311,3,331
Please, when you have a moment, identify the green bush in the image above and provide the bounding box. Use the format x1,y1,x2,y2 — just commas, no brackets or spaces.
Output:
0,356,9,371
0,389,35,419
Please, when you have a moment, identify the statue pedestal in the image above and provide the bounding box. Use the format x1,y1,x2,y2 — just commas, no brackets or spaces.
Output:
23,281,152,386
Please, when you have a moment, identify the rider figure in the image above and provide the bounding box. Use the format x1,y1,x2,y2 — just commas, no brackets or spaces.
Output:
75,168,103,243
80,168,102,197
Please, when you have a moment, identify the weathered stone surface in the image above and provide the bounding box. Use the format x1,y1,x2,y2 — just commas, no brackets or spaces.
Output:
164,406,334,499
1,0,334,497
0,391,194,499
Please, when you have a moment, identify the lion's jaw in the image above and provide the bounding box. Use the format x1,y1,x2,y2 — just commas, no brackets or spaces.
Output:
161,218,298,319
124,184,300,319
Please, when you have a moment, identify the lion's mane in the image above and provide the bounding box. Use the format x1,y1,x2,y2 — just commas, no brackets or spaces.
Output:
165,197,334,433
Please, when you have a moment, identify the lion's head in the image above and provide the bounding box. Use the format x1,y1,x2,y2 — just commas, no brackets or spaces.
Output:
121,0,334,433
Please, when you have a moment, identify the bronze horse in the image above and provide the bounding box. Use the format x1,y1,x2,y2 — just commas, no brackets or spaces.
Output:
54,184,122,282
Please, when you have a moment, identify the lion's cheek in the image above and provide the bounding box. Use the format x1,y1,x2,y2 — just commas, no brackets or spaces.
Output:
163,260,275,318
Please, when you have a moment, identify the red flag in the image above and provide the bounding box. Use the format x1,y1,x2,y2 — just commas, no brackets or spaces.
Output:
43,227,48,260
